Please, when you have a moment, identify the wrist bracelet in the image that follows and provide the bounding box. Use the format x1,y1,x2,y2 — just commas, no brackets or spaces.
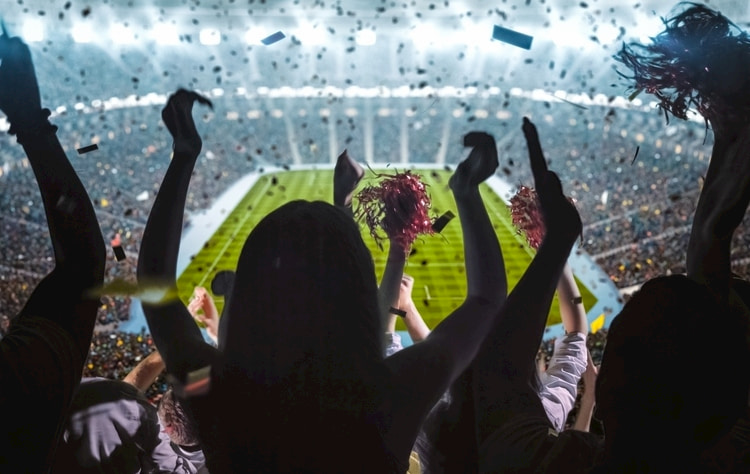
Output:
389,306,407,317
571,296,583,305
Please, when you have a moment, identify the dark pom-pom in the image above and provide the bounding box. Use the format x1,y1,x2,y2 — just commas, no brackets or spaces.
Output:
614,3,750,124
510,186,546,250
510,186,576,250
355,171,434,252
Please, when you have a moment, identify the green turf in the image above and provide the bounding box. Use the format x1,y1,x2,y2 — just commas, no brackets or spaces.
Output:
176,170,596,330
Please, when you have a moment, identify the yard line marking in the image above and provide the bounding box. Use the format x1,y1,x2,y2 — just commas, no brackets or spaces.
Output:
424,285,432,300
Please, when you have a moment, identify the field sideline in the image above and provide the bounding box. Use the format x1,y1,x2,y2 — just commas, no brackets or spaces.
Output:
175,168,598,331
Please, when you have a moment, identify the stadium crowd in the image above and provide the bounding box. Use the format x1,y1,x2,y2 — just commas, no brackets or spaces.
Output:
0,88,720,323
2,2,750,472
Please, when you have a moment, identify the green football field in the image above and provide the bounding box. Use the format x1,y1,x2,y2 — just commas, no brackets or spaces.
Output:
176,169,596,330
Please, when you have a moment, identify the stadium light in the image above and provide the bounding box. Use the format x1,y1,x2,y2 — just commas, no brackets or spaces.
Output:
545,21,589,49
23,19,44,42
199,28,221,45
110,24,136,44
355,29,376,46
152,23,180,45
296,23,326,45
410,23,441,49
461,28,491,45
72,23,94,43
458,19,491,45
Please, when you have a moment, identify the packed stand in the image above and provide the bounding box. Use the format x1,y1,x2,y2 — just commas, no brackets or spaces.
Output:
2,3,750,472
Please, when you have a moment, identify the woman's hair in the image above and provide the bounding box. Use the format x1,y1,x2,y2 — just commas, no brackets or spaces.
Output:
596,275,750,463
220,200,383,399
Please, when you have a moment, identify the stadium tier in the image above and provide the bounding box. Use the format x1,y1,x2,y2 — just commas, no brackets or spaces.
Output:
1,93,741,336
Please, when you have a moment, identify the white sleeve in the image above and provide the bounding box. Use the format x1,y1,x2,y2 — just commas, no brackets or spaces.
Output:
538,331,588,432
383,332,403,358
147,410,199,474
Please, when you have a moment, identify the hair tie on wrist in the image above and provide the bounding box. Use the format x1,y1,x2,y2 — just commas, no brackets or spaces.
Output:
389,306,407,317
571,296,583,305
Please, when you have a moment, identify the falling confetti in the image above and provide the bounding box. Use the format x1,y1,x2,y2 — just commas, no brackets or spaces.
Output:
261,31,286,45
77,143,99,154
492,25,533,50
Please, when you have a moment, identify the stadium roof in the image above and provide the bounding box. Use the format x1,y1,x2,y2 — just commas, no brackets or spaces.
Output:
3,1,749,104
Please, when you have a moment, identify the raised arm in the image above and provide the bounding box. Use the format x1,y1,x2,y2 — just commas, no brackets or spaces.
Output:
123,350,166,393
378,240,408,331
379,131,506,460
686,122,750,299
383,275,431,357
572,350,598,432
333,149,364,216
397,274,431,343
333,149,405,329
0,34,106,473
471,118,582,463
0,35,106,360
136,90,218,380
535,263,589,431
187,286,220,344
558,263,588,336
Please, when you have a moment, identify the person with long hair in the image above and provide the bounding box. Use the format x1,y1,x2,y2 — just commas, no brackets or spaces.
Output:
137,89,508,472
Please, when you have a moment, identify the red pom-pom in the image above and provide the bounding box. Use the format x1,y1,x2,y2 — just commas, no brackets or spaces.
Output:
510,186,577,250
510,186,546,250
355,171,434,252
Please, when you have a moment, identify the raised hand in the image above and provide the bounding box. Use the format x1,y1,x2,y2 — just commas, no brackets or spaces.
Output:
449,131,499,195
0,34,45,132
397,274,415,309
333,149,364,209
581,350,598,393
161,89,213,157
187,286,219,343
521,117,581,242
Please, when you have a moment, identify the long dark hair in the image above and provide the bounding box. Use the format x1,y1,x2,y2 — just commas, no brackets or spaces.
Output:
221,200,383,399
596,275,750,466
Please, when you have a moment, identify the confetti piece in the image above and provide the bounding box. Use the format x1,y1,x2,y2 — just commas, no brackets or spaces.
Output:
389,306,407,317
168,365,212,398
136,191,149,202
112,246,126,262
492,25,533,50
590,313,606,334
77,144,99,154
631,145,640,165
627,88,642,102
548,94,588,110
431,210,455,233
261,31,286,45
